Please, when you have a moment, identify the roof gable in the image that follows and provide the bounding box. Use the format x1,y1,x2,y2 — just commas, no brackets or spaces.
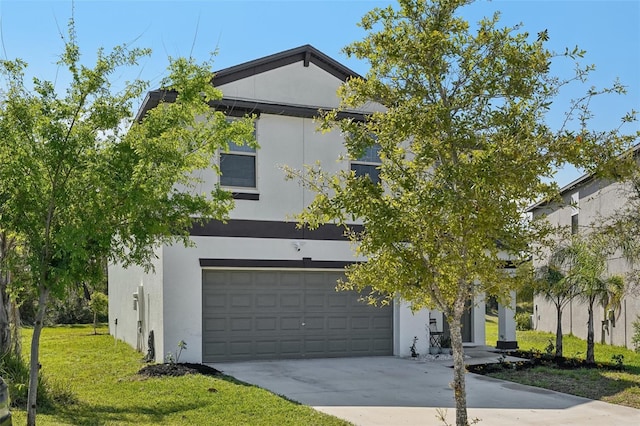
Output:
135,45,366,121
213,44,361,86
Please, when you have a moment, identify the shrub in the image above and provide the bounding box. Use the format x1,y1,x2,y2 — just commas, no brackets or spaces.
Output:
0,352,75,411
632,315,640,353
515,312,532,331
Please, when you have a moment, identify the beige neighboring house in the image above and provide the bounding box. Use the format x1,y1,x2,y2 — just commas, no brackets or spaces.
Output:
527,167,640,349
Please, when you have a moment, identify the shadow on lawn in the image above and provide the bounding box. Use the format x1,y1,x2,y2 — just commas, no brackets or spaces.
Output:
50,400,210,425
41,368,288,425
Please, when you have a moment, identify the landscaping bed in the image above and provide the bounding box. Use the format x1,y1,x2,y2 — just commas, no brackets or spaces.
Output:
138,362,222,377
466,348,626,375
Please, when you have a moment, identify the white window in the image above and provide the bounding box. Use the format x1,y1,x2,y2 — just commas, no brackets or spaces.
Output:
220,118,257,189
351,144,381,184
570,191,579,234
220,141,256,188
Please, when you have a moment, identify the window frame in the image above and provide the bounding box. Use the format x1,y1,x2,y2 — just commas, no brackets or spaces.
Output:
350,144,382,184
219,120,258,191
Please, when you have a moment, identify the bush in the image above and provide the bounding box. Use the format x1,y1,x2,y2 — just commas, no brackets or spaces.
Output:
515,312,532,331
0,352,76,411
632,316,640,353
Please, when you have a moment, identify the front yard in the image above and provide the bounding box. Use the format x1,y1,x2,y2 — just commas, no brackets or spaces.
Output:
484,315,640,409
6,326,351,425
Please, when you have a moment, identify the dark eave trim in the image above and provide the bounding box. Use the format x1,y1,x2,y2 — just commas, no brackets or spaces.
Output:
199,257,355,269
135,92,367,122
527,143,640,213
190,219,363,241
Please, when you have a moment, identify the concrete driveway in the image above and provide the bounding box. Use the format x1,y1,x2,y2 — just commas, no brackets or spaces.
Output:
215,355,640,426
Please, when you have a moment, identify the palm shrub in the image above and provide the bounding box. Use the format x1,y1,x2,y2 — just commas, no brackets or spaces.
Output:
632,316,640,352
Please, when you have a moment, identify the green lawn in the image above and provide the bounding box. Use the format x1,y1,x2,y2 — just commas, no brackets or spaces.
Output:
484,314,640,409
8,325,351,425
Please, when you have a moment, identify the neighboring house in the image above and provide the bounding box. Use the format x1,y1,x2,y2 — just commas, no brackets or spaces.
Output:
527,170,640,349
108,45,514,364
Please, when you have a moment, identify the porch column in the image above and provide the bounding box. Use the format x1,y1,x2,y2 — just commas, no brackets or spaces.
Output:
496,290,518,350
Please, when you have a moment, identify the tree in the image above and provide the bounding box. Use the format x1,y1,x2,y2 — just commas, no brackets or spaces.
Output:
88,291,108,335
0,231,18,355
0,21,255,425
287,1,636,424
555,235,624,363
534,256,577,358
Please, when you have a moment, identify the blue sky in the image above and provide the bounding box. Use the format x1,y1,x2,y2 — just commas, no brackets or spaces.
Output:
1,0,638,187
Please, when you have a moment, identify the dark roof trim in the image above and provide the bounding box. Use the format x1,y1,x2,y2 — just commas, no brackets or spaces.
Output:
190,218,363,241
525,173,596,212
199,258,356,269
527,143,640,212
134,45,366,122
135,91,367,122
213,44,362,87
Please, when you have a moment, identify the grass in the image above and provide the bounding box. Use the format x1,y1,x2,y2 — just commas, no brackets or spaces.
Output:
484,314,640,409
7,325,351,425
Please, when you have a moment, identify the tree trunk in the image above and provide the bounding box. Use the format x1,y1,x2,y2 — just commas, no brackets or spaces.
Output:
0,278,11,355
0,234,12,355
555,305,563,358
449,309,468,426
10,298,22,356
27,286,50,426
586,301,595,364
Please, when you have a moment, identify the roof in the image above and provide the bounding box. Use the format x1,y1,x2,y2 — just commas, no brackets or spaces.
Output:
213,44,362,86
526,143,640,212
134,45,363,121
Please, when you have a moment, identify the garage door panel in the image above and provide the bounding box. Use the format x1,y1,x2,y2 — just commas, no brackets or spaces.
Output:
230,317,252,331
230,294,252,308
255,317,277,331
305,293,326,309
255,294,277,308
280,293,303,309
328,293,348,308
281,340,303,354
280,316,303,330
203,270,392,362
204,317,226,332
328,316,347,329
304,316,325,330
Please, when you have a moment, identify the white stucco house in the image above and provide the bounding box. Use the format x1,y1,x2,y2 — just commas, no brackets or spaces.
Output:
108,45,515,364
528,163,640,349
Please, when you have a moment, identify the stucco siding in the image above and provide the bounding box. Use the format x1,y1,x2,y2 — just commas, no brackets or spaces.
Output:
531,172,639,351
217,62,345,109
108,246,164,359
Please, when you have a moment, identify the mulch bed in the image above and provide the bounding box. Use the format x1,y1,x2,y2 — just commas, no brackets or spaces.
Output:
138,363,223,377
466,349,625,375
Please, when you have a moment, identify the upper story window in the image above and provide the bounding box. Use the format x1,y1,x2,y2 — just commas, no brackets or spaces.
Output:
570,191,579,234
351,144,381,184
220,121,257,189
220,141,256,188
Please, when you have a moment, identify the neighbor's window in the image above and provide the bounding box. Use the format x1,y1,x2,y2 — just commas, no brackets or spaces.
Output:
570,191,579,234
220,122,257,189
351,144,381,184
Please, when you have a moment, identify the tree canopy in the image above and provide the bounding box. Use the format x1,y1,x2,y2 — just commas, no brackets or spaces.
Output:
288,1,638,424
0,20,254,425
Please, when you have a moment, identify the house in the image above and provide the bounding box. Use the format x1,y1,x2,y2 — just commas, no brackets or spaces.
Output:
108,45,515,364
527,168,640,349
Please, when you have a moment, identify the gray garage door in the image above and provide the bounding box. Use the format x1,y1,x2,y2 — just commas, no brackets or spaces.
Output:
202,269,393,362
